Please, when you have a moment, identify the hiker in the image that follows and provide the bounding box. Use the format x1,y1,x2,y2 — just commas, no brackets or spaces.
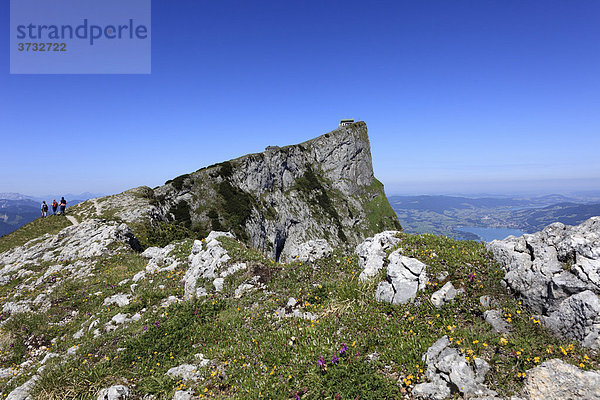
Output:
41,201,48,217
59,197,67,215
51,199,58,215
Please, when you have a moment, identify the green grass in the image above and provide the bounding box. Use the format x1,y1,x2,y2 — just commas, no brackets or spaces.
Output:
0,216,72,254
1,230,598,399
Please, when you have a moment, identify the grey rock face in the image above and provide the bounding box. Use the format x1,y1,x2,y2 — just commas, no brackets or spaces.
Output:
375,250,428,304
289,239,333,262
356,230,401,280
140,122,402,261
0,220,139,274
97,385,130,400
413,336,497,399
487,217,600,348
6,374,40,400
523,359,600,400
543,290,600,349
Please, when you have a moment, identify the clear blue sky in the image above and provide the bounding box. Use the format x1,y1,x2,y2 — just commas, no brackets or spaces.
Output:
2,1,599,196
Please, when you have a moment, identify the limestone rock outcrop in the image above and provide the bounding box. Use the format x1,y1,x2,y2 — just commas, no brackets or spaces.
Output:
522,359,600,400
413,336,497,399
487,217,600,348
375,250,428,304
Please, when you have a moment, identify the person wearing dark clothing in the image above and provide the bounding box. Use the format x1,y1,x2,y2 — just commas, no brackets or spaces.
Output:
59,197,67,215
41,201,48,217
51,200,58,215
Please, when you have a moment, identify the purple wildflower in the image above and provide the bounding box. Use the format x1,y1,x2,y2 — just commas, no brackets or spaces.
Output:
339,343,348,355
468,273,476,282
154,321,160,327
331,355,339,364
317,356,326,368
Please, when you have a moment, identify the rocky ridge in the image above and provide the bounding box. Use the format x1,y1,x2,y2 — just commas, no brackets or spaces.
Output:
70,122,400,261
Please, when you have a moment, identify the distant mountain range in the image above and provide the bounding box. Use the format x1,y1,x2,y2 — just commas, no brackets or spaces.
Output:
388,195,600,241
0,192,104,237
0,192,104,202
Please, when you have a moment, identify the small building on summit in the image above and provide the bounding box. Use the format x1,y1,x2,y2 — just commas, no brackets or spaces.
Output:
339,119,354,127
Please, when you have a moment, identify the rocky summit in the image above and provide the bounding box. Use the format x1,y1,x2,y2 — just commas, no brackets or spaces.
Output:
69,121,400,261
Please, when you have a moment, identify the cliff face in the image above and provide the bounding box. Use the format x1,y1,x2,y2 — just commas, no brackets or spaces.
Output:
74,122,401,260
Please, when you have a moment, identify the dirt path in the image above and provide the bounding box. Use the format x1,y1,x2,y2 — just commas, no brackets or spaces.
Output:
92,198,101,217
66,215,79,226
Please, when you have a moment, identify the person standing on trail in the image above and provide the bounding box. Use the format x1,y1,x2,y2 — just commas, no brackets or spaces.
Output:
51,199,58,215
59,197,67,215
41,201,48,217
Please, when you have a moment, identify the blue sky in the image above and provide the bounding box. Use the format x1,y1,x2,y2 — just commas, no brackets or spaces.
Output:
1,1,599,196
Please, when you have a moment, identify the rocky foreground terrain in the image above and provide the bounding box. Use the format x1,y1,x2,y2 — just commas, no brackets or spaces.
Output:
0,213,599,399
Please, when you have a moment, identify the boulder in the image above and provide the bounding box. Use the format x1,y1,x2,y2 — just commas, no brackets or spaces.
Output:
289,239,333,262
375,250,428,304
103,294,131,308
166,364,202,382
413,336,497,399
356,231,401,280
184,232,233,299
172,391,196,400
523,359,600,400
430,282,460,308
96,385,129,400
484,309,512,334
543,290,600,349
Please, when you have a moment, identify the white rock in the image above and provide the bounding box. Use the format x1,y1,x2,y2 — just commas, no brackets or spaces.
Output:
234,283,254,298
289,239,333,262
356,231,401,280
166,364,202,382
172,390,195,400
103,294,131,307
97,385,129,400
213,277,225,292
430,282,459,308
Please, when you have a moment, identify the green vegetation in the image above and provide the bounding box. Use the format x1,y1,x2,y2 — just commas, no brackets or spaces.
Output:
2,230,596,399
169,201,192,228
0,216,71,253
134,221,199,249
364,179,402,233
217,181,254,237
165,174,191,191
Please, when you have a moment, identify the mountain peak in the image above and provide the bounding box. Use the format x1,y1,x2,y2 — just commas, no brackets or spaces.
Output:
70,121,400,261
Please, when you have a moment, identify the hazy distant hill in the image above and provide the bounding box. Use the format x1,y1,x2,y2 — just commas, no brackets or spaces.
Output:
0,199,40,236
388,195,600,240
0,195,92,237
515,202,600,232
